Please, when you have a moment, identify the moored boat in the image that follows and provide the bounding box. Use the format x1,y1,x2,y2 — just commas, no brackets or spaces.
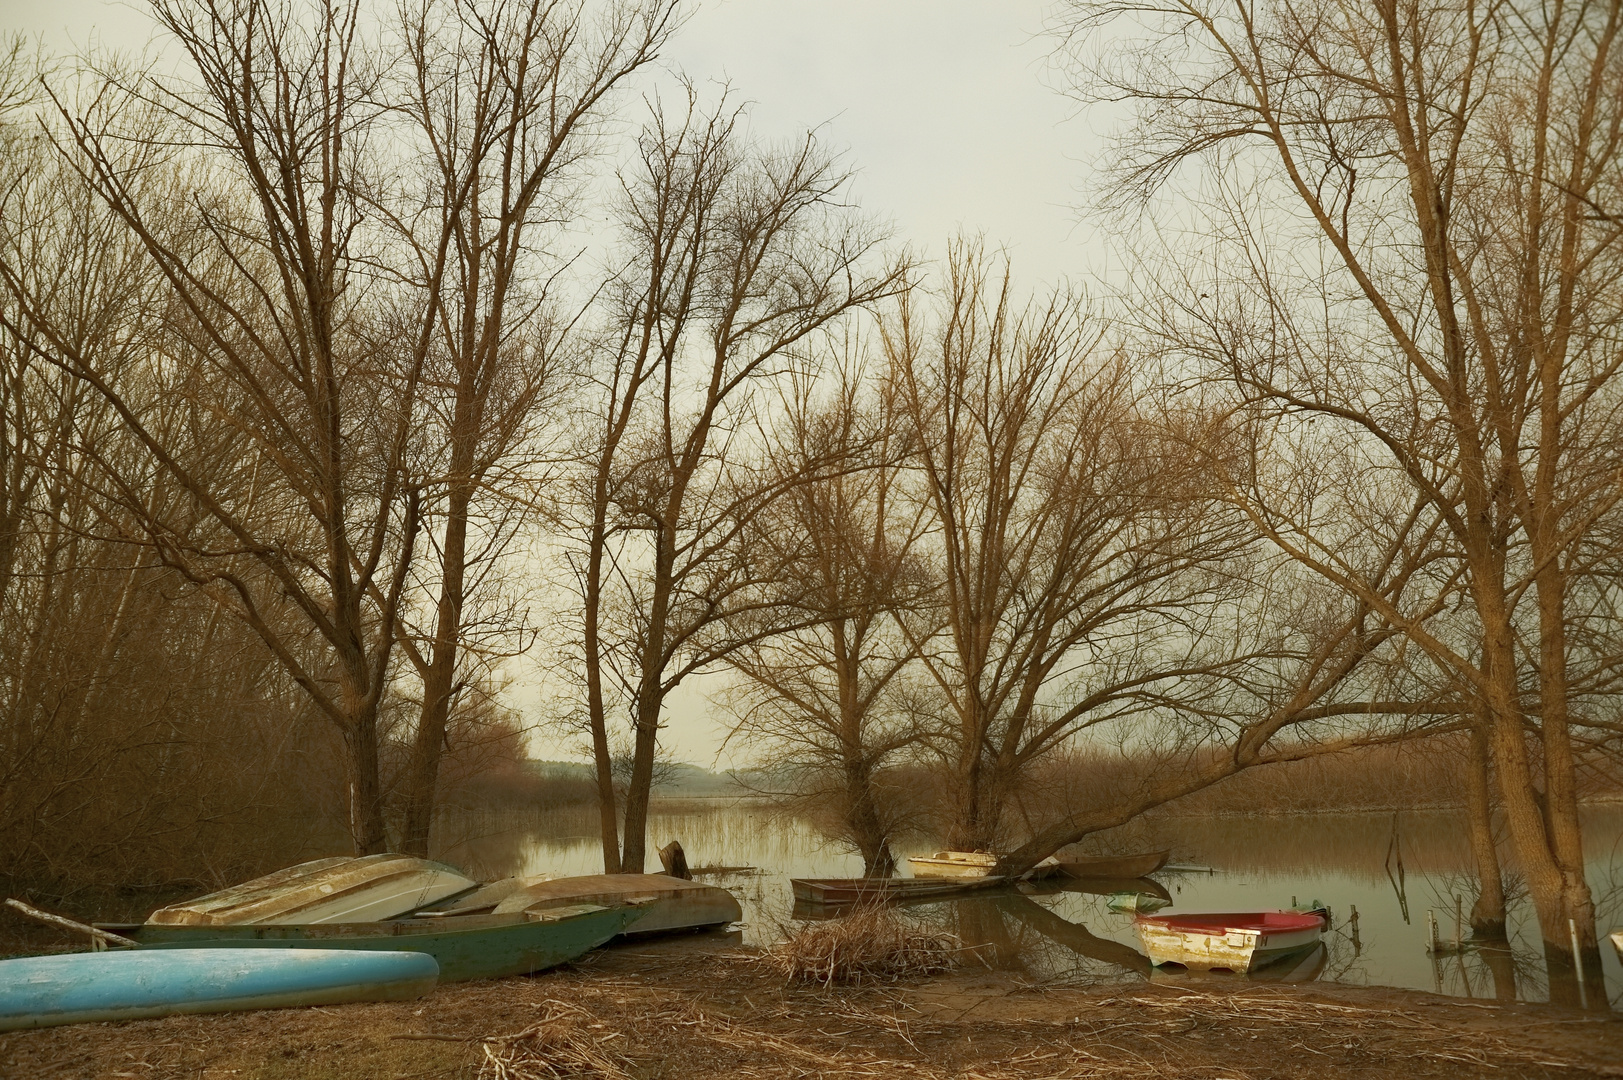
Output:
0,948,438,1032
791,876,1007,905
1021,875,1174,905
1055,850,1171,880
145,855,479,926
905,851,1061,880
1134,910,1326,972
491,873,741,935
1611,929,1622,962
98,902,642,982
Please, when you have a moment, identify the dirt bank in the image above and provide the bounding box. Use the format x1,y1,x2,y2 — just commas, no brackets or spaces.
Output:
3,932,1620,1079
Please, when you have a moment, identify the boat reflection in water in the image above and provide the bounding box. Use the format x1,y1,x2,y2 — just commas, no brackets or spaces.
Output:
791,884,1332,988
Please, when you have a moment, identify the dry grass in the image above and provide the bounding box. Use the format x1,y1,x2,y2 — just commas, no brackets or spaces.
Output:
760,906,967,987
476,999,634,1080
4,936,1620,1079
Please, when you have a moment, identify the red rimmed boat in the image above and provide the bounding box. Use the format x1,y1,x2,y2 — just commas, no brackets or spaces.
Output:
1134,910,1326,972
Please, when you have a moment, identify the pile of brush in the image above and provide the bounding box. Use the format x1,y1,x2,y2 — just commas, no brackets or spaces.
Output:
478,1000,633,1080
762,906,964,987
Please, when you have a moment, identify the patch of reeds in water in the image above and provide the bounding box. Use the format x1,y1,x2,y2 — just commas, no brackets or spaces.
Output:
761,906,965,987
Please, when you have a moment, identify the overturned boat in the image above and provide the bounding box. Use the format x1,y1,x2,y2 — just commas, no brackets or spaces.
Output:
145,855,478,926
0,948,437,1032
488,873,741,935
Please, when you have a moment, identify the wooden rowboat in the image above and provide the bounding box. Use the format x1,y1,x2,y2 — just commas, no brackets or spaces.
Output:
1135,910,1326,973
905,851,1063,881
0,948,437,1032
791,876,1007,905
1055,850,1170,880
1021,875,1174,905
97,902,643,983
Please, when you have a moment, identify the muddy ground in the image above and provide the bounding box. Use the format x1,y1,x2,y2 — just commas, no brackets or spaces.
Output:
3,932,1621,1080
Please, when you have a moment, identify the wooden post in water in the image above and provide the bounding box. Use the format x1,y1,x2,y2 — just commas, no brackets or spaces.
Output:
1570,919,1589,1010
659,840,691,880
1349,904,1360,953
1427,909,1439,953
1454,896,1463,949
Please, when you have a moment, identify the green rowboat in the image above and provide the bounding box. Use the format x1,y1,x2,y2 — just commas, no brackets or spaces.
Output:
96,903,642,983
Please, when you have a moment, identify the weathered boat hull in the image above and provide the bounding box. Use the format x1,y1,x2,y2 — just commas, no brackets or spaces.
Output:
1135,911,1325,973
1021,876,1174,904
493,874,741,935
1611,930,1622,963
145,855,478,926
1055,850,1171,880
101,903,639,982
906,852,1062,881
791,876,1008,905
0,948,437,1032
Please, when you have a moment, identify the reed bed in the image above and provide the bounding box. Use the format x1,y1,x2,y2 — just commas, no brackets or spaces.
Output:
760,906,966,986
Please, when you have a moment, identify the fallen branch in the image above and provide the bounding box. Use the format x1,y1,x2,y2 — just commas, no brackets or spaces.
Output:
5,898,139,948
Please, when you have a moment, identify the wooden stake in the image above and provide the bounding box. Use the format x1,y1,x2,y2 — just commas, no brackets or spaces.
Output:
1570,919,1588,1010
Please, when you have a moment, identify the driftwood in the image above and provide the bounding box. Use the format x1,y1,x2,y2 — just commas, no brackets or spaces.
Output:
658,840,690,880
5,897,140,948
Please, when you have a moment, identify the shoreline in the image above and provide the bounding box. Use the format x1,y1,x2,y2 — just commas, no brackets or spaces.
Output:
5,932,1619,1079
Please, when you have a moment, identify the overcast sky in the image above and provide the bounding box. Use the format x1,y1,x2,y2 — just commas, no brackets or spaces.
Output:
2,0,1113,766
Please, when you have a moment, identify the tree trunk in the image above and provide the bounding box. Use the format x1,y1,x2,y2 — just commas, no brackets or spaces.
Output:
619,685,662,873
1464,720,1506,937
400,486,472,859
844,757,895,877
345,700,389,855
583,473,623,872
1534,566,1597,965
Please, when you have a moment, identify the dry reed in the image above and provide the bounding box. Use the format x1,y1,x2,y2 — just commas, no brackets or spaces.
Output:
477,1000,634,1080
761,906,964,987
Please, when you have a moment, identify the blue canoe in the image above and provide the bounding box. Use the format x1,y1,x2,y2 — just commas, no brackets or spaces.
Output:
0,947,438,1032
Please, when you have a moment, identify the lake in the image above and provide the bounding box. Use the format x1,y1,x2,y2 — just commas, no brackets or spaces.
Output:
437,800,1623,1008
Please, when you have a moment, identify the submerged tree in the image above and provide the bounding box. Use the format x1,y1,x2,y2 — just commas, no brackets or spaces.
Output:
886,245,1256,852
569,92,903,872
724,357,935,877
1055,0,1623,982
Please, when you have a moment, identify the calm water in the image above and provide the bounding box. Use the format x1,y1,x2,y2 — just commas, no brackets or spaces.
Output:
437,801,1623,1008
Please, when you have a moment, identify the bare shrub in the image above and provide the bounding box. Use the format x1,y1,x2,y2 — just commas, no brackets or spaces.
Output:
761,907,964,987
479,999,633,1080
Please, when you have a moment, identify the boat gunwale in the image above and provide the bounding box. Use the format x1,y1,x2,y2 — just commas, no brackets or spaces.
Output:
99,905,629,941
1135,910,1326,936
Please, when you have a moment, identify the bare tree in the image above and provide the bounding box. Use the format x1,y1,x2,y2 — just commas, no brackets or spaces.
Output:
0,0,427,855
569,92,904,872
1056,0,1623,978
886,244,1260,853
0,47,347,886
383,0,680,859
723,356,935,877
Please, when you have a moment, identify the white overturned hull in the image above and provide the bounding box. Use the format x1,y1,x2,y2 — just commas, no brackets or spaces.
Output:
1136,911,1325,973
146,855,478,926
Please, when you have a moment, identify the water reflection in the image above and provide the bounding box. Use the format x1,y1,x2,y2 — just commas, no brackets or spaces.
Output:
433,800,1623,1007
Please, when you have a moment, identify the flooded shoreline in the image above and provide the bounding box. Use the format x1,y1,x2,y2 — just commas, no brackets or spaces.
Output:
436,801,1623,1008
